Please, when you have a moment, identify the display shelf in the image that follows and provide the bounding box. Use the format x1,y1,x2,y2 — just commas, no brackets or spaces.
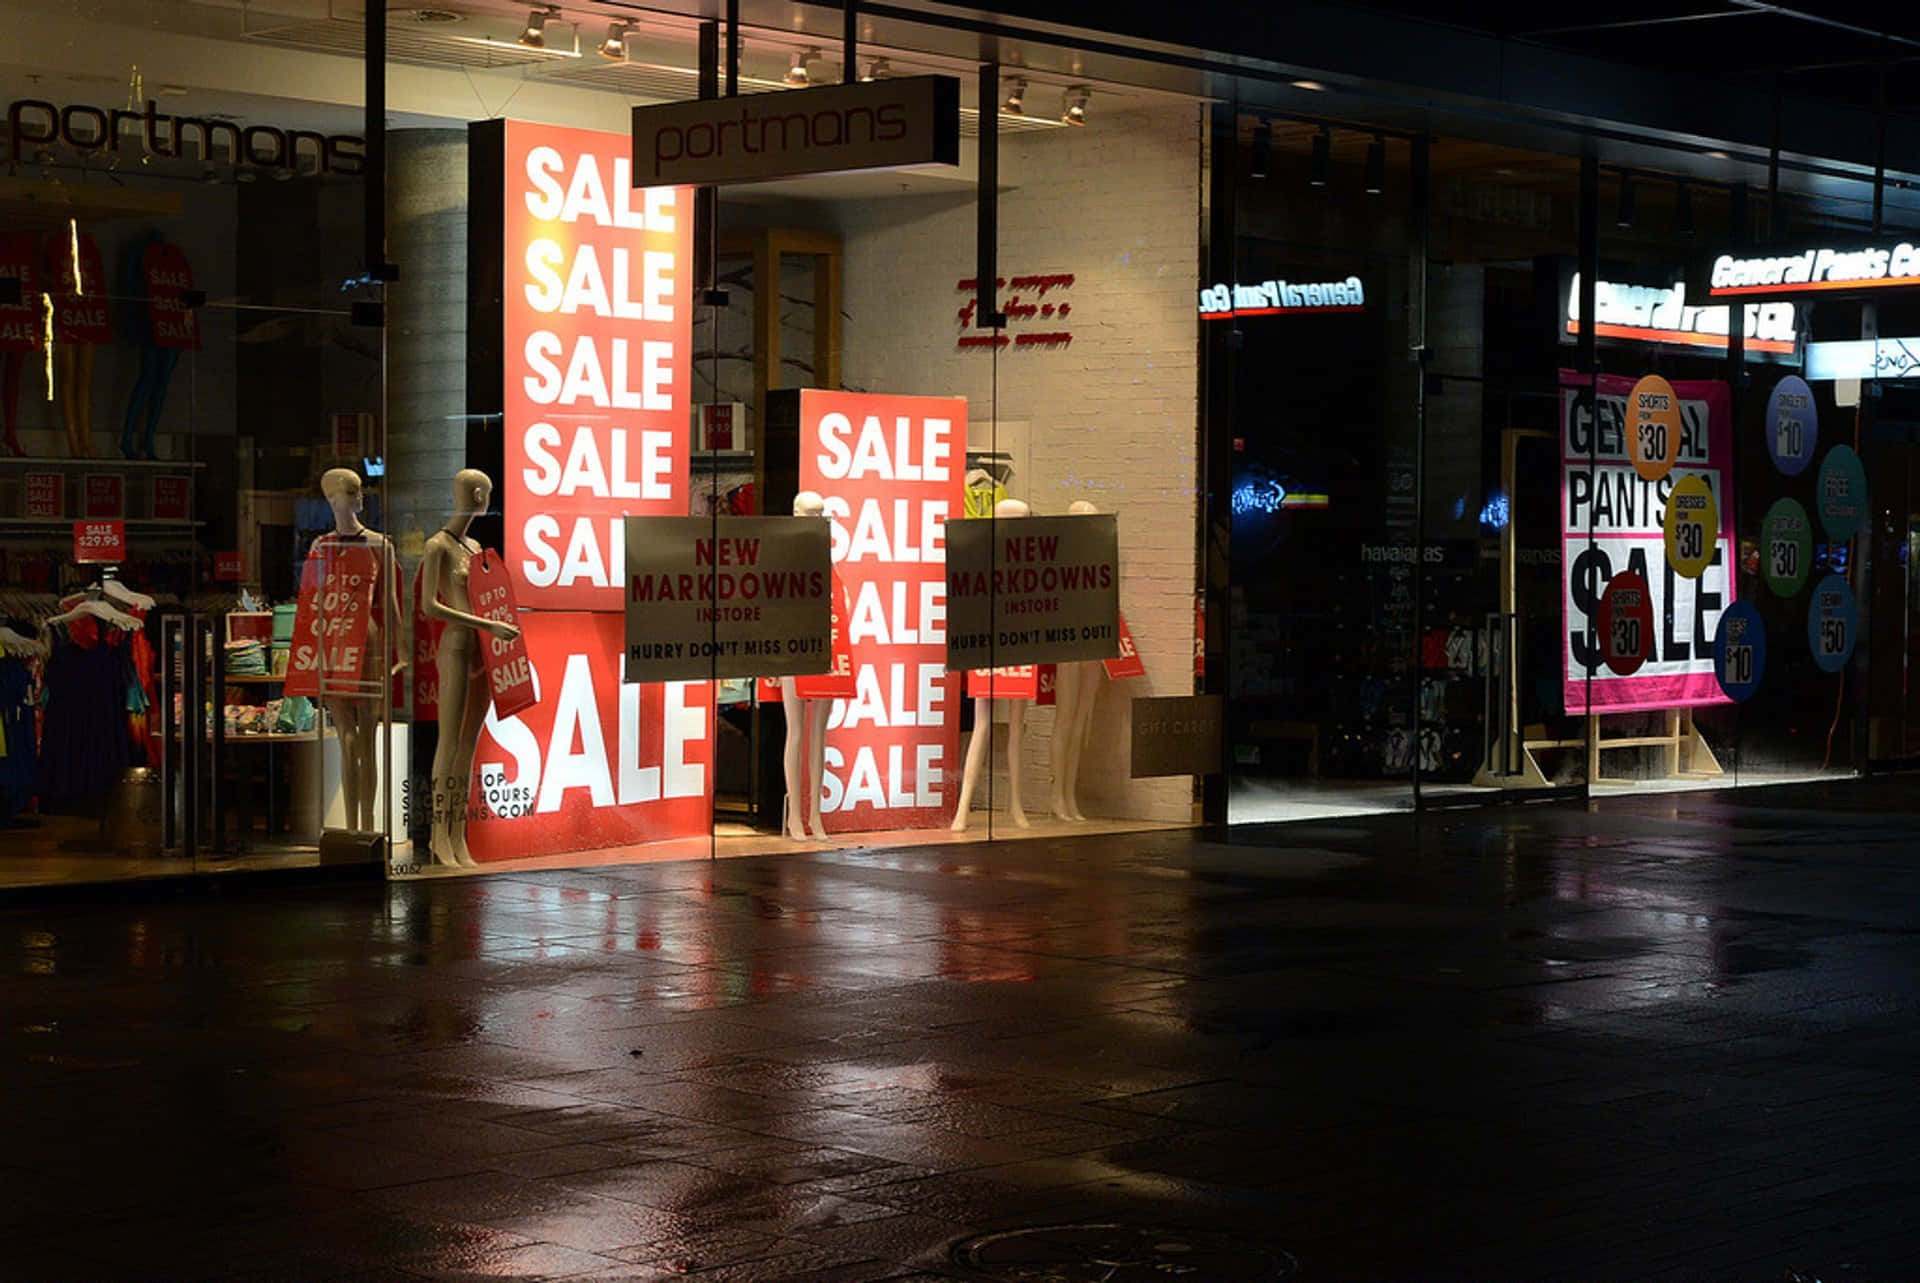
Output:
0,519,205,528
220,675,285,685
0,457,207,470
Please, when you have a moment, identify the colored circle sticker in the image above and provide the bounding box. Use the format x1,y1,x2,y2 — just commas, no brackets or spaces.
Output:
1598,571,1654,677
1807,573,1858,674
1662,473,1717,579
1628,375,1683,482
1761,497,1812,597
1816,445,1868,540
1765,376,1819,477
1713,600,1767,702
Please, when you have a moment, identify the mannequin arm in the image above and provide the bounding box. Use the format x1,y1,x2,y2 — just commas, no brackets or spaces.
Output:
419,538,519,639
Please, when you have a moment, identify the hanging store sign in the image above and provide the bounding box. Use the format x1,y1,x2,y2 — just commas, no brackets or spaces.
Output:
1198,276,1365,319
1562,272,1797,358
1560,372,1735,714
631,75,960,187
1707,240,1920,298
479,118,694,612
72,519,124,564
6,98,366,175
622,515,832,681
944,513,1120,669
797,388,964,832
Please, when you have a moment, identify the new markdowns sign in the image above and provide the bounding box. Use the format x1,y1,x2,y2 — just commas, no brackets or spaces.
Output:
945,514,1120,668
1560,372,1734,714
631,76,959,187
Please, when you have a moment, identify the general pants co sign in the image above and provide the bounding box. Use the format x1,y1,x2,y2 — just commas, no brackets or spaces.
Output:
631,75,959,187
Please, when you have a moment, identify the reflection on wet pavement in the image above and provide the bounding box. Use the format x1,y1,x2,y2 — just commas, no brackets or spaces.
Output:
3,777,1919,1279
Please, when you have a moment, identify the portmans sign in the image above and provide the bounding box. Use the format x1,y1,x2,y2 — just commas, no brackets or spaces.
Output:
8,98,366,175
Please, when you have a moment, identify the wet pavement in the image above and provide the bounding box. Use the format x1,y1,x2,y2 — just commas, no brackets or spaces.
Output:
3,777,1919,1281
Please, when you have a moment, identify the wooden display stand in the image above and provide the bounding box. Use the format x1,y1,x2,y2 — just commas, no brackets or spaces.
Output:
1515,708,1724,788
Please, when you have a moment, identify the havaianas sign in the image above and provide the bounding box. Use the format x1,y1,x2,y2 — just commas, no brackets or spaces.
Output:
629,75,959,187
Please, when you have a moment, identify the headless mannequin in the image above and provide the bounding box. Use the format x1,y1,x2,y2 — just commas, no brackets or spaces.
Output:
782,490,832,840
950,497,1032,833
420,470,521,867
316,467,404,833
1050,500,1103,822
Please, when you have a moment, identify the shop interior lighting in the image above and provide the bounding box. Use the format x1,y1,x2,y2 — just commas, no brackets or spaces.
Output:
1062,85,1091,126
1616,172,1636,229
598,21,632,60
1310,126,1330,187
785,48,817,87
1676,180,1694,237
518,6,557,49
1002,76,1027,115
1250,120,1271,179
1364,135,1384,194
861,58,892,81
1291,79,1328,91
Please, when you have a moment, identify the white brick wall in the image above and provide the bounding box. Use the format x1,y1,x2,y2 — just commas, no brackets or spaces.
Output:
834,104,1204,824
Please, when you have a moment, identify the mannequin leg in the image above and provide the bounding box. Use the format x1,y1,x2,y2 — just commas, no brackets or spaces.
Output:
1004,698,1030,828
1060,664,1098,821
327,697,366,830
141,349,179,460
1050,669,1079,821
1,352,22,456
780,678,809,840
122,347,157,459
57,346,86,457
949,695,992,832
445,654,490,866
429,642,473,865
804,698,828,838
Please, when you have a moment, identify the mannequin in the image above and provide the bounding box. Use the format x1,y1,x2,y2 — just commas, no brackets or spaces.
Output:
47,228,109,459
311,467,404,833
1049,500,1103,822
419,470,521,867
120,233,192,461
950,497,1033,833
781,489,837,840
0,232,38,458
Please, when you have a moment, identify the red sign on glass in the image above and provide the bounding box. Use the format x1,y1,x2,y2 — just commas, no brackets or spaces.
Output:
73,520,124,564
466,610,712,862
83,474,124,518
283,541,378,699
0,232,39,353
496,119,694,611
966,664,1038,699
468,548,537,719
144,241,200,350
1104,609,1147,679
411,567,444,721
24,473,62,518
798,389,964,832
214,550,244,581
152,475,190,520
45,231,111,345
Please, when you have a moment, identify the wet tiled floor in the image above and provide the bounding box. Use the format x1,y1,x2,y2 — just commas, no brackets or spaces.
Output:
3,778,1918,1280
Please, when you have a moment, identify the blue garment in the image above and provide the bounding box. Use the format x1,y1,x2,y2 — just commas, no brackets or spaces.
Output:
35,627,133,813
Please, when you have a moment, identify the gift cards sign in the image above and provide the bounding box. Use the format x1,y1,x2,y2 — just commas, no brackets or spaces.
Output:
485,119,694,611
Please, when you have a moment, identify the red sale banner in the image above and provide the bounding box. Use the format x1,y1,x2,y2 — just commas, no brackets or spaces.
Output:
469,548,537,719
0,232,39,353
83,474,123,518
24,473,62,518
283,540,378,700
467,611,711,862
44,230,111,345
966,664,1038,699
799,388,964,832
144,241,200,350
214,550,244,581
411,567,444,721
73,519,125,564
1104,609,1147,679
1036,663,1057,707
496,120,694,611
152,476,190,520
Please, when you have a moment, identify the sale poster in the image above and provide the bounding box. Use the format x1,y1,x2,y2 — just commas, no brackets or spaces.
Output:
44,231,111,344
24,473,62,518
72,519,125,564
0,232,38,353
494,119,694,611
143,242,200,350
1104,610,1147,680
470,548,538,718
283,540,379,700
83,474,124,518
945,513,1120,668
411,567,444,721
465,611,712,862
798,389,965,832
1560,372,1734,714
152,476,191,520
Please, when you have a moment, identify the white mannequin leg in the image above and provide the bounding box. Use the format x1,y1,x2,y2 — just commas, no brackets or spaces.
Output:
950,694,993,832
805,698,829,837
429,643,472,865
328,697,377,832
1055,663,1099,821
1004,697,1030,828
780,678,810,840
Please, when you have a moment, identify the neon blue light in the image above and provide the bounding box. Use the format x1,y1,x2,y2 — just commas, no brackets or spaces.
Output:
1232,478,1288,516
1478,491,1510,532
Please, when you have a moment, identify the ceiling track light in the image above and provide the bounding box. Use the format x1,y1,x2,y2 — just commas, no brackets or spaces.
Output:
1002,76,1027,115
1616,172,1637,229
1061,85,1091,127
519,5,557,49
598,21,632,60
861,58,892,82
785,48,818,88
1676,180,1694,237
1364,134,1385,195
1250,119,1271,180
1310,125,1330,188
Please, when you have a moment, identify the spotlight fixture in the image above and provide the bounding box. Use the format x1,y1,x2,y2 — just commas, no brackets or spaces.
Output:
785,48,817,87
1061,85,1090,126
1310,126,1330,188
518,6,557,49
1250,119,1271,180
860,58,892,81
1002,77,1027,115
1676,180,1694,237
1364,135,1385,195
598,21,632,60
1616,172,1636,229
1291,79,1328,91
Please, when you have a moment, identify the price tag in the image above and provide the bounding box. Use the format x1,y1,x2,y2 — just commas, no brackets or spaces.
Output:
213,551,244,581
468,548,537,719
1662,473,1717,580
1712,600,1766,702
283,540,378,700
1628,374,1683,482
1806,574,1857,674
966,665,1039,699
1760,497,1811,597
24,472,63,518
83,474,124,518
1597,570,1653,677
1104,609,1147,680
411,566,444,721
793,576,856,699
1816,445,1867,541
73,519,125,564
1765,375,1818,477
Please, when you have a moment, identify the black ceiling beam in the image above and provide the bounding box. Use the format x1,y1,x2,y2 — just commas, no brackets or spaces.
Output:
1520,10,1762,38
